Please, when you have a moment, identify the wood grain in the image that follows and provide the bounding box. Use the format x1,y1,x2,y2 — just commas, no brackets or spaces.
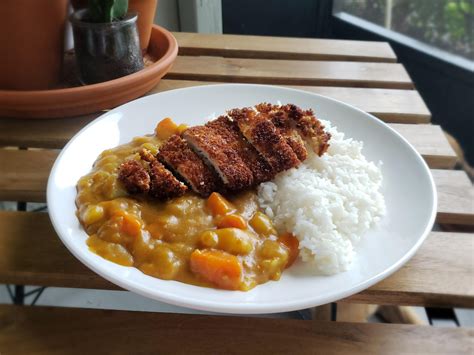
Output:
0,211,472,308
1,305,471,355
1,148,467,223
175,32,398,62
0,113,97,149
0,80,432,150
149,80,431,123
390,124,456,168
433,170,474,225
166,56,414,89
344,232,474,307
0,149,57,202
0,122,453,172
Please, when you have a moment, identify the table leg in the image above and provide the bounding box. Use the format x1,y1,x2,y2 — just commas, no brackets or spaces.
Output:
13,285,25,305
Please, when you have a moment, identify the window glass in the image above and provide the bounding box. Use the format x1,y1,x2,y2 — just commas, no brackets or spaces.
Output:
334,0,473,60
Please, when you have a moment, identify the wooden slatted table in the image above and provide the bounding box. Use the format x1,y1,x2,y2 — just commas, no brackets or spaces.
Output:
1,32,473,353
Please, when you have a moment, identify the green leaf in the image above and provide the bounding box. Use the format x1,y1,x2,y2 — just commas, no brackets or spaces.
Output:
111,0,128,20
86,0,128,22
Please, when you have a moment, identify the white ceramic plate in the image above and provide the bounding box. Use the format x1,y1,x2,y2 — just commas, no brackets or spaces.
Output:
47,84,436,314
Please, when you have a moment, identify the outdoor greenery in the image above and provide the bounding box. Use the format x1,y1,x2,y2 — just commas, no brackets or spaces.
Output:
334,0,473,59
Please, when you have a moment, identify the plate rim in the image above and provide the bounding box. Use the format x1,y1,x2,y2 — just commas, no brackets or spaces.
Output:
47,83,437,314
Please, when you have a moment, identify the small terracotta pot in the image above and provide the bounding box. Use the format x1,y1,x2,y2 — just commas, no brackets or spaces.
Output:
128,0,158,52
71,0,158,52
0,0,68,90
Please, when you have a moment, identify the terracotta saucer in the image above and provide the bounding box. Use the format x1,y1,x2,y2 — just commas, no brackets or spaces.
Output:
0,25,178,119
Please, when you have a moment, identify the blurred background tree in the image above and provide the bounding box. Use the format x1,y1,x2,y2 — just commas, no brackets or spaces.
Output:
334,0,473,59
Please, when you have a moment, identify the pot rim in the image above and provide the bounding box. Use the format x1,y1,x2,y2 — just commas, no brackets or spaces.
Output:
70,9,138,28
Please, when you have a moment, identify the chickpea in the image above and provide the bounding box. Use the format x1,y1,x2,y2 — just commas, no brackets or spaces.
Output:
144,246,181,279
214,228,253,255
81,204,105,226
249,212,277,236
200,230,219,248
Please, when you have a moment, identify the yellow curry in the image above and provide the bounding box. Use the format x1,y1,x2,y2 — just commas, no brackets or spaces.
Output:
76,119,298,291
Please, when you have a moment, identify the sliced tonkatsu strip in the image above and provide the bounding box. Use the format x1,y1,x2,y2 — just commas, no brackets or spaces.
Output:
227,107,300,173
158,134,221,196
139,149,188,199
206,116,274,184
118,149,187,199
254,103,308,161
118,160,150,194
147,158,188,199
294,107,331,156
259,103,331,156
183,125,254,191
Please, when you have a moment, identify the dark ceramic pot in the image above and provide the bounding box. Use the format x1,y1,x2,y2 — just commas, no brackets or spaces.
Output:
70,10,144,85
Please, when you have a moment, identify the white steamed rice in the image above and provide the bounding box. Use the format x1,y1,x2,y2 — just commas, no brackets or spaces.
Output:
258,120,385,275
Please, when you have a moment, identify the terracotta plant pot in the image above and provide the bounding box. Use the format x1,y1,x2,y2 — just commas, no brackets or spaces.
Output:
70,10,144,85
128,0,158,52
0,0,68,90
71,0,158,52
0,25,178,118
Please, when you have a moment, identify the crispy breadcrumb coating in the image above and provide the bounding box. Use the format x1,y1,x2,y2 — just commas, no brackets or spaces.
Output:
206,116,274,184
158,135,221,196
118,149,187,199
228,107,301,173
183,125,254,191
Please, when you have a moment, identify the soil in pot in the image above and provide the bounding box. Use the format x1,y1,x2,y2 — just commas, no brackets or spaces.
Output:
70,10,144,85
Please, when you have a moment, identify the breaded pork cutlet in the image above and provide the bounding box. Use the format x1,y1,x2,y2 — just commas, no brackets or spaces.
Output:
158,135,220,196
228,107,300,173
269,103,330,156
118,160,150,194
254,103,308,161
293,107,331,156
118,149,187,200
140,149,188,199
183,126,254,191
206,116,274,184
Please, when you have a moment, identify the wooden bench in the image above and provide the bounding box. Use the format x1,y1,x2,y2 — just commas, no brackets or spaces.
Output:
1,305,472,354
0,31,472,353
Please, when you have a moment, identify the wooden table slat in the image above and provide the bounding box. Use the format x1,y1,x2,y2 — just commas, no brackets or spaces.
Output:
1,305,472,354
174,32,398,63
345,231,474,307
2,149,469,225
0,80,433,150
0,211,472,308
390,124,456,168
166,56,414,89
149,80,431,123
432,170,474,225
0,149,57,203
0,123,452,172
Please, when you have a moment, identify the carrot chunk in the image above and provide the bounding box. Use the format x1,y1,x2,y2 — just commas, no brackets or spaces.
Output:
279,233,299,268
115,211,142,237
207,192,235,216
215,214,247,229
155,117,179,140
190,249,242,290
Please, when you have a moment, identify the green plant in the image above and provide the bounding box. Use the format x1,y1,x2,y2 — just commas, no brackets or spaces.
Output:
88,0,129,22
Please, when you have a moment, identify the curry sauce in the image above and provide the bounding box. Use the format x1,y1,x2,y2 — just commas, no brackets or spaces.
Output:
76,121,299,291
